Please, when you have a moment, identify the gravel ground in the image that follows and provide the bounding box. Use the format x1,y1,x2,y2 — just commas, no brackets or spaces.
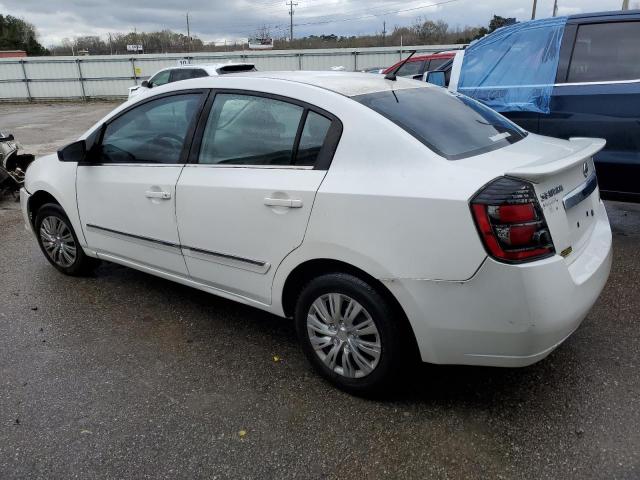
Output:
0,102,639,479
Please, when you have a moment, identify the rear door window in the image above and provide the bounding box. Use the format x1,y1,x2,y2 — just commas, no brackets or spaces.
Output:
199,93,304,166
171,69,208,82
354,87,527,160
295,111,332,166
568,21,640,82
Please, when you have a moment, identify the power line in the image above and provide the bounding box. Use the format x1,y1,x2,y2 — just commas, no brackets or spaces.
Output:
293,0,463,28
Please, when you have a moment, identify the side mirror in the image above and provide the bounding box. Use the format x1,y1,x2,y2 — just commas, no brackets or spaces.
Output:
424,70,446,87
141,80,150,88
411,73,423,80
0,132,14,141
57,140,87,163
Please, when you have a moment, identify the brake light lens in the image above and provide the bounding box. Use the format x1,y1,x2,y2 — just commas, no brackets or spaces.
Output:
470,177,555,263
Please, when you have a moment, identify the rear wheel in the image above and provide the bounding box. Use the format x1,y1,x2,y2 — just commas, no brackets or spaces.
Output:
35,203,99,276
295,273,403,395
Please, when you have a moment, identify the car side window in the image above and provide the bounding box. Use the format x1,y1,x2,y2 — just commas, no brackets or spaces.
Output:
198,93,305,166
428,58,448,70
149,70,170,87
171,68,208,82
568,21,640,83
97,93,202,164
295,111,332,166
396,60,425,77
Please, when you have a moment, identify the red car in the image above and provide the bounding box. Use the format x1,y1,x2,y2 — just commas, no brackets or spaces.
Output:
382,52,455,79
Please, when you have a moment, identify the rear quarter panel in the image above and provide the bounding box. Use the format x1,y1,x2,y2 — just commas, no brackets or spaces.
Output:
291,100,491,283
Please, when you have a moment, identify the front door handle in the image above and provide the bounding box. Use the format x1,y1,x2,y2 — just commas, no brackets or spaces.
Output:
145,190,171,200
264,197,303,208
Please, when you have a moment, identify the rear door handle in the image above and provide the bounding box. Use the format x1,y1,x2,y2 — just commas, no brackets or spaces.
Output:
264,197,303,208
145,190,172,200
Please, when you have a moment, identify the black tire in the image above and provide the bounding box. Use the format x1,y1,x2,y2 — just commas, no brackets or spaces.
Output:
34,203,99,276
295,272,404,396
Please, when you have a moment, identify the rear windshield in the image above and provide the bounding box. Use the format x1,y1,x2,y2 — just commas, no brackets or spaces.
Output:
353,87,526,160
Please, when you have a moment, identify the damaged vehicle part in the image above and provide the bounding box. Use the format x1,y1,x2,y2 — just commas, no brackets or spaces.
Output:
0,130,34,198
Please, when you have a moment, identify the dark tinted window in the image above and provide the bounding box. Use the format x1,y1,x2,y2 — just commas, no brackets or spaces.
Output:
568,22,640,82
295,111,332,166
396,60,425,77
98,94,202,164
428,58,449,70
354,87,526,160
171,68,208,82
199,93,304,165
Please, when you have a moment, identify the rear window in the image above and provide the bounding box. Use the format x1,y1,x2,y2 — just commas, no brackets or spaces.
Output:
353,87,527,160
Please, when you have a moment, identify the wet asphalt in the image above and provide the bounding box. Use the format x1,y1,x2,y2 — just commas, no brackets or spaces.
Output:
1,103,639,479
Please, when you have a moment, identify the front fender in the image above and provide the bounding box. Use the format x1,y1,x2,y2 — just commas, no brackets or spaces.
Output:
25,154,86,246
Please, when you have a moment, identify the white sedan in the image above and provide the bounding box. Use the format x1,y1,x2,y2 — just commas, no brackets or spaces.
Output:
21,72,612,394
128,62,256,98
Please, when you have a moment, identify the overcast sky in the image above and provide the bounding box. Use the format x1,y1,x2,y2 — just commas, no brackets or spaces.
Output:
0,0,632,46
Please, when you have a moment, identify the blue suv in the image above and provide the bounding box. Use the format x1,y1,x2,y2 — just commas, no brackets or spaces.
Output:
432,10,640,202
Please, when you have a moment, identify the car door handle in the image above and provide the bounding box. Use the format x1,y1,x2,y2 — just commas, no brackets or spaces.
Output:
264,197,303,208
145,190,172,200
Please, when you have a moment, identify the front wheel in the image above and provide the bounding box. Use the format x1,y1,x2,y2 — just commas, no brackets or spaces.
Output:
35,203,99,276
295,273,404,395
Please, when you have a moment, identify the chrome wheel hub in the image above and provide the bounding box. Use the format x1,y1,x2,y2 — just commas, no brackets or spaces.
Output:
39,216,77,268
306,293,381,379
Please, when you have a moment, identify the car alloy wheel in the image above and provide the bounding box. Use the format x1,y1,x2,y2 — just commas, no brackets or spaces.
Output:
306,293,382,379
39,215,77,268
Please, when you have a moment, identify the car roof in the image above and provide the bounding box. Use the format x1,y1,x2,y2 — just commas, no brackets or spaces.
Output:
155,62,255,75
568,9,640,21
223,70,430,97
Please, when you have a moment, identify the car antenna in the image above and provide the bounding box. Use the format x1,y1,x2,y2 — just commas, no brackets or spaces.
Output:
384,50,417,81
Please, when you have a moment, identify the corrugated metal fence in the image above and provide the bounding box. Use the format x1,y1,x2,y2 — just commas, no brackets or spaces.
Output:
0,44,460,101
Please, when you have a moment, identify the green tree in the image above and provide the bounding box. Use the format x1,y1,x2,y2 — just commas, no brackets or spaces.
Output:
0,14,47,55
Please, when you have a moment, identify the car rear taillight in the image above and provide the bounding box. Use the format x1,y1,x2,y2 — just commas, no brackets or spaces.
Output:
470,177,555,263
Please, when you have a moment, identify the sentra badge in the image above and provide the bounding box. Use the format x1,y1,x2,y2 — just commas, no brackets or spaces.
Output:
540,185,564,201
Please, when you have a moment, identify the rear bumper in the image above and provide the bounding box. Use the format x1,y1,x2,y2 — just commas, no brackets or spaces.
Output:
386,203,612,367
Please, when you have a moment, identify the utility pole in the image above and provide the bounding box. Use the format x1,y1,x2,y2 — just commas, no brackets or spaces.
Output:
622,0,630,9
382,20,387,46
186,13,192,52
552,0,558,16
531,0,538,19
287,1,298,42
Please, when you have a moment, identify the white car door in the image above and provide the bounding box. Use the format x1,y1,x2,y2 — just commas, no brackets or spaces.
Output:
176,91,342,304
77,91,206,275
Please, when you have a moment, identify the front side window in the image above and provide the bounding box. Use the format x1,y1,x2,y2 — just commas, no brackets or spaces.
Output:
199,93,305,166
354,87,527,160
149,70,170,87
97,93,202,164
568,21,640,83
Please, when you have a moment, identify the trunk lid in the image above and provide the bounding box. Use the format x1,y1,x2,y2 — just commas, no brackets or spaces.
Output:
461,135,606,264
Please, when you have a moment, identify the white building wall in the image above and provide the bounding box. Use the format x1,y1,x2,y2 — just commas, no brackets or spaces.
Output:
0,44,461,101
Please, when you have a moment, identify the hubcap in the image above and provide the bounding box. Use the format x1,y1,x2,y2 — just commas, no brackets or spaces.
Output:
39,216,77,268
306,293,381,379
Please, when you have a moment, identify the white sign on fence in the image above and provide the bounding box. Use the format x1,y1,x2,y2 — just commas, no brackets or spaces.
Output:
126,44,143,52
